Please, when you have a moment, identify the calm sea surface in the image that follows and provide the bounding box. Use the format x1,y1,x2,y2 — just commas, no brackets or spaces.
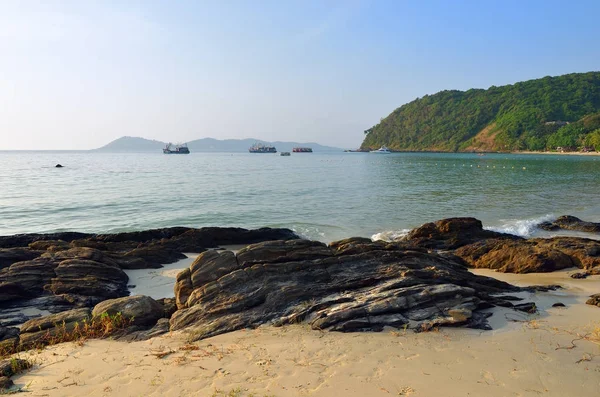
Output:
0,151,599,242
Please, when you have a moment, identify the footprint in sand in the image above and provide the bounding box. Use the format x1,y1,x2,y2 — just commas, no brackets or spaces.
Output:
402,354,420,360
480,370,505,387
510,367,528,378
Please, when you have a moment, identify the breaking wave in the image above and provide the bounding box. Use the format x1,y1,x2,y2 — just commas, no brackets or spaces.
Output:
371,229,411,242
484,214,556,238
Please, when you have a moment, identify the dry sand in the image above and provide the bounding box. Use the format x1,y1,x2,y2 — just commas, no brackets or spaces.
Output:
9,270,600,397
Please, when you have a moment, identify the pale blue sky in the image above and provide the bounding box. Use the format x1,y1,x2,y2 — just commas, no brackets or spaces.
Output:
1,0,599,150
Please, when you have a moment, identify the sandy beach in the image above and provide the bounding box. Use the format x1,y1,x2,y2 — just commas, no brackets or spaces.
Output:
9,270,600,397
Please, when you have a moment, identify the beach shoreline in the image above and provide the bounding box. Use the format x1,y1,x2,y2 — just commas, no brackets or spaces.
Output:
8,270,600,397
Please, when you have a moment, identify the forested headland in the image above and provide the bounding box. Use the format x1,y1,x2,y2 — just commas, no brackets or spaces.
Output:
361,72,600,152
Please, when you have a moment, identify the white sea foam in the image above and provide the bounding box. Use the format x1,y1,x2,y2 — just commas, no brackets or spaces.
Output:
484,214,556,238
290,225,327,241
371,229,411,242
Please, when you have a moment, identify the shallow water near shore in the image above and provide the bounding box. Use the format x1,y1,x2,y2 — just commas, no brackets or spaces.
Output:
1,151,599,242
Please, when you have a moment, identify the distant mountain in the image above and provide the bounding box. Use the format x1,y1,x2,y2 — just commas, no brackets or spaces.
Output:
361,71,600,152
92,136,166,152
94,136,342,153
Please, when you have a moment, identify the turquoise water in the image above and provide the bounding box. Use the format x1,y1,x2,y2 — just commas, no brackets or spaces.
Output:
0,151,599,242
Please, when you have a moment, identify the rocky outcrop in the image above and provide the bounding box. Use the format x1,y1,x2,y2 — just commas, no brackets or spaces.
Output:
0,227,299,316
48,259,129,300
393,217,600,274
401,217,520,250
455,237,600,273
538,215,600,233
170,239,524,340
92,295,163,326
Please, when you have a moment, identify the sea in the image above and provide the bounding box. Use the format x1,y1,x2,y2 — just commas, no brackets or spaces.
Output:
1,151,599,243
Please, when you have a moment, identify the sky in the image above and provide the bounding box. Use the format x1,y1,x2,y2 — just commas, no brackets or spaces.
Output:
0,0,599,150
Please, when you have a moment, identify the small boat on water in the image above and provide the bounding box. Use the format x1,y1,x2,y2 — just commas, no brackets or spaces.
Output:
293,147,313,153
163,143,190,154
249,143,277,153
280,152,291,156
370,146,391,154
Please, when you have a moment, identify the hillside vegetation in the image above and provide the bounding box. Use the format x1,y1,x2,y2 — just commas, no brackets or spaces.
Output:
361,72,600,152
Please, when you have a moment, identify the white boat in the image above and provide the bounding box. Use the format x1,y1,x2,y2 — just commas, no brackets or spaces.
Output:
370,146,391,154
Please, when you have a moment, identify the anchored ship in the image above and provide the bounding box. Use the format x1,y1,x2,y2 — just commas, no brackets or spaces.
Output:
249,143,277,153
370,146,391,154
163,143,190,154
293,147,313,153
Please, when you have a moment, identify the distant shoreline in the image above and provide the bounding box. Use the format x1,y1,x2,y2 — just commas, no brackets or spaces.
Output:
361,149,600,156
511,150,600,156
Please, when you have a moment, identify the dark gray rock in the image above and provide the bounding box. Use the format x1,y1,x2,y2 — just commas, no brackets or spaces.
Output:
92,295,163,326
156,297,177,318
0,257,57,296
48,259,129,299
0,248,43,270
570,272,588,279
0,282,29,303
